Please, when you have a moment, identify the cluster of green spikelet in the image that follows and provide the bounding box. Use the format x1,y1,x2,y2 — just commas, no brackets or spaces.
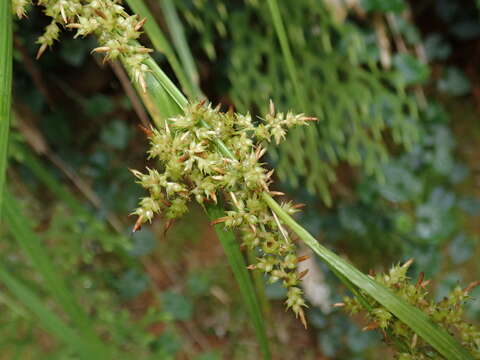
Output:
338,259,480,359
131,101,316,324
13,0,151,91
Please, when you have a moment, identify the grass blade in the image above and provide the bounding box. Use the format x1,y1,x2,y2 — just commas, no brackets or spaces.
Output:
0,0,13,217
125,0,197,98
3,190,109,357
263,193,474,360
0,266,101,359
159,0,202,98
266,0,306,110
206,204,271,360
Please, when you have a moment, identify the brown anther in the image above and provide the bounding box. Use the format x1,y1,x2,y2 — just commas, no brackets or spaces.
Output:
420,280,431,289
302,116,318,122
66,23,81,29
138,124,153,137
463,280,480,293
296,255,310,263
362,322,380,331
333,302,345,308
369,269,376,277
134,17,147,32
214,103,221,112
270,191,285,196
210,191,218,204
212,166,226,174
92,46,111,54
298,269,309,280
94,9,108,19
211,216,229,226
249,224,257,234
266,169,275,179
196,99,207,109
179,154,189,162
132,216,143,233
163,219,175,236
292,203,306,209
228,105,234,116
247,264,256,270
415,272,425,288
36,43,48,60
137,47,154,54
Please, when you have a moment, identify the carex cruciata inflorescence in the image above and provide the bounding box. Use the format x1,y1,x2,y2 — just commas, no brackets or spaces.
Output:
132,101,316,325
17,0,151,91
336,259,480,359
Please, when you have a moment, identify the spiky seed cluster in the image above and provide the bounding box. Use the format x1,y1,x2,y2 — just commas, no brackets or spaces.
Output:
338,260,480,359
31,0,151,90
12,0,30,18
132,102,315,324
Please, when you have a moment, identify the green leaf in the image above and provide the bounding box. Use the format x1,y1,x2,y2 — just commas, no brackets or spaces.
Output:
206,204,271,360
0,0,13,218
263,193,475,360
393,53,430,85
361,0,406,13
0,267,102,360
160,0,202,98
3,191,109,357
161,291,193,321
437,67,471,96
266,0,306,110
125,0,197,98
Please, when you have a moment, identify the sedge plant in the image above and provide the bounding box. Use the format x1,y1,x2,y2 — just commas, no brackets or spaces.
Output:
3,1,480,359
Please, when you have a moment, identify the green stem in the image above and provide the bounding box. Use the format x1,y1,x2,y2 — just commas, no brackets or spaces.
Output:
266,0,306,110
160,0,202,98
125,0,196,97
262,193,473,360
0,0,13,218
206,204,271,360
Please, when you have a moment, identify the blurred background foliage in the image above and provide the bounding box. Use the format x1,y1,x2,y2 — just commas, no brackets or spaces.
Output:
3,0,480,358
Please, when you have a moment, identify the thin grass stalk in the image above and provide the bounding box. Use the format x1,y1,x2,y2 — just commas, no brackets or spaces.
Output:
263,194,473,360
206,204,271,360
0,0,13,218
159,0,202,98
125,0,197,98
266,0,307,110
3,191,110,358
0,266,103,360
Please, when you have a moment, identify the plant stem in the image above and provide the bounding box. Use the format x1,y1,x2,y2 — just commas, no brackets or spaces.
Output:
0,0,13,218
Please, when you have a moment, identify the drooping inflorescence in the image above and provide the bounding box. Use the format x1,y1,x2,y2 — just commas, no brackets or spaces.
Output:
132,101,316,325
23,0,151,91
336,260,480,359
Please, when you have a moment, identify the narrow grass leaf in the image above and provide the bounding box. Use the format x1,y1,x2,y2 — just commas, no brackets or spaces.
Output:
126,0,197,97
0,0,13,218
3,191,109,357
206,204,271,360
0,266,99,359
160,0,202,98
266,0,306,110
263,193,474,360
